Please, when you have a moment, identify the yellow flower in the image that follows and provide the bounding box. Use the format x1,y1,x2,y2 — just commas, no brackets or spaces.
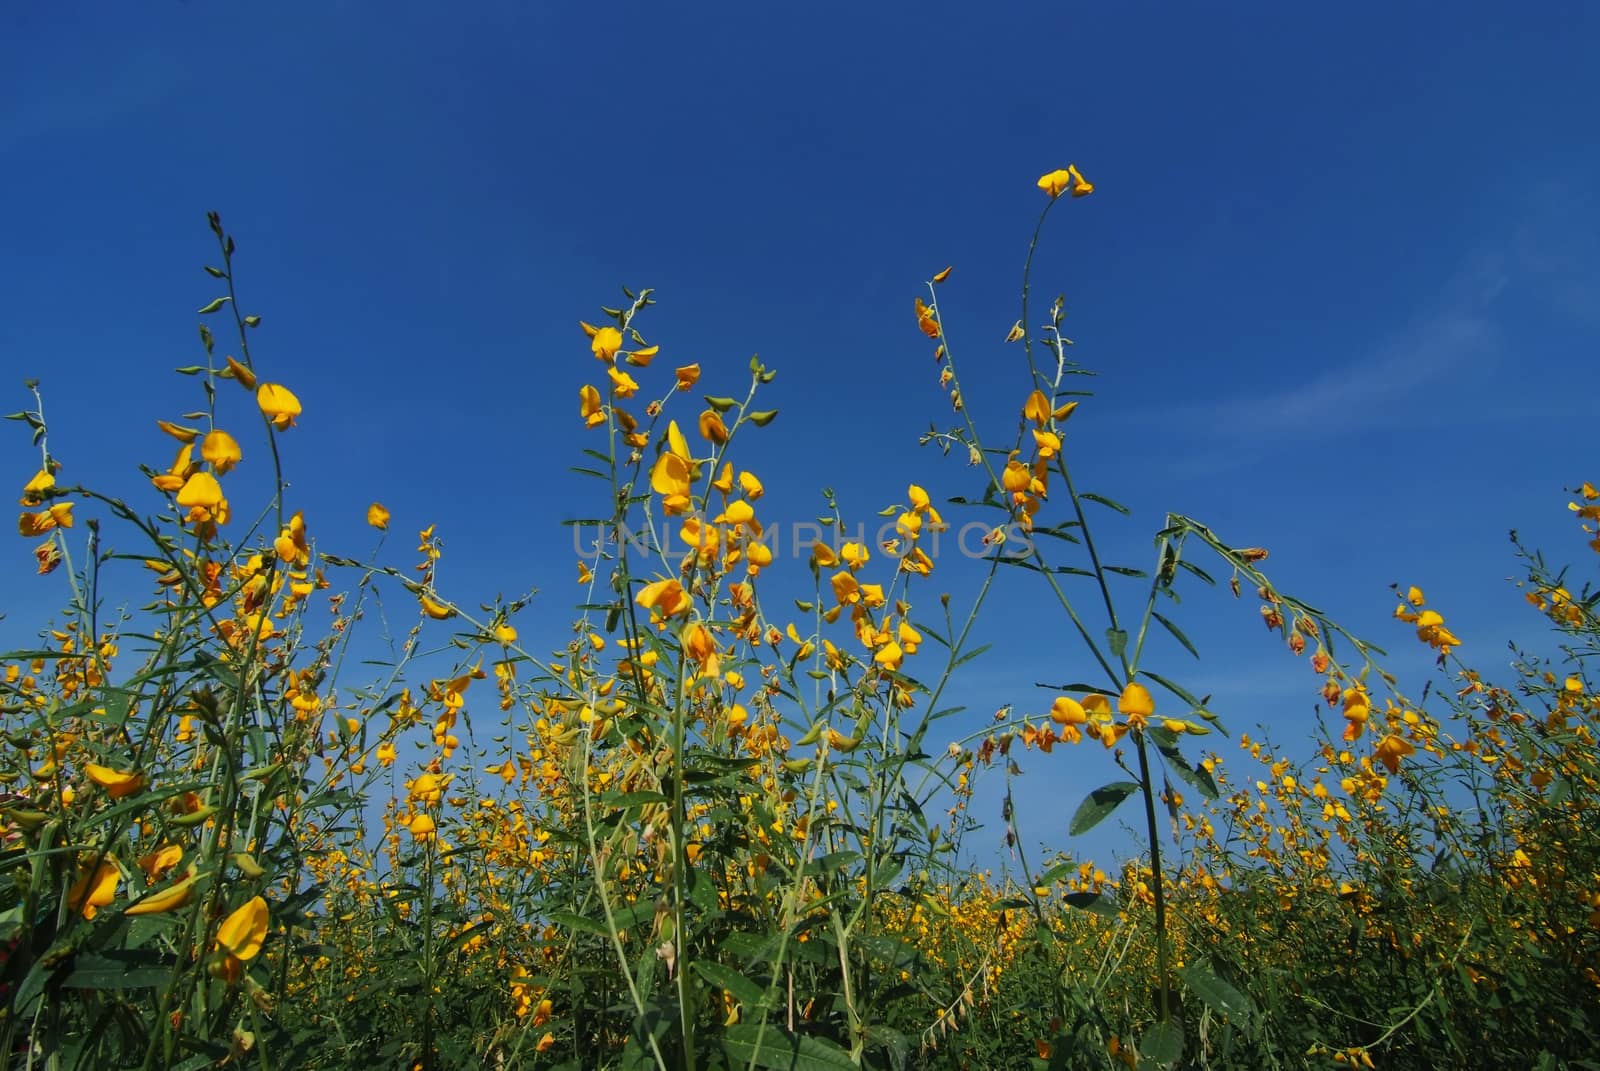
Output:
21,468,55,503
139,843,183,881
68,859,120,919
367,502,390,530
18,502,74,537
738,471,764,500
176,472,223,511
377,741,397,765
125,870,199,916
409,813,437,840
676,364,701,391
637,578,691,620
579,384,605,428
256,384,302,431
591,325,623,362
1023,390,1051,425
1067,164,1094,197
699,409,729,444
536,1033,556,1054
420,593,456,620
156,420,200,443
932,265,953,284
200,430,242,474
1374,733,1416,774
85,763,146,799
213,896,268,982
1050,696,1087,726
1037,169,1073,198
607,365,640,398
225,355,257,389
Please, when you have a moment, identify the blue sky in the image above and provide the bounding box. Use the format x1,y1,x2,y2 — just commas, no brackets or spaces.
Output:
5,3,1599,874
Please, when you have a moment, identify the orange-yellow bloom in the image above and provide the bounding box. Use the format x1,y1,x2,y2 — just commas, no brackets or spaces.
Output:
420,593,456,620
85,763,146,799
1067,164,1094,197
18,502,74,537
367,502,390,529
1374,733,1416,774
256,383,301,430
125,870,199,916
200,429,242,474
225,355,257,389
676,364,701,391
591,325,623,362
1037,169,1073,198
213,896,268,981
579,384,605,427
176,472,223,511
637,578,691,620
68,860,120,919
699,409,729,444
1051,696,1087,726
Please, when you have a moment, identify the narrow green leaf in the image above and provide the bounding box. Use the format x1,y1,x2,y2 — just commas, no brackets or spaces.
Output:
196,296,230,314
1081,491,1131,515
1151,611,1200,659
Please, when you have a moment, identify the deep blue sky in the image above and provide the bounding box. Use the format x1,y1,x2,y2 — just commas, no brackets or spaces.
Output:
5,3,1598,873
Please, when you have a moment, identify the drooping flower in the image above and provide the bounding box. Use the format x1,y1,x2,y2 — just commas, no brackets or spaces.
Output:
212,896,269,983
256,384,302,431
699,409,729,444
579,384,604,428
200,430,242,474
176,472,223,511
1374,733,1416,774
591,325,623,362
68,860,120,919
675,364,701,391
367,502,390,530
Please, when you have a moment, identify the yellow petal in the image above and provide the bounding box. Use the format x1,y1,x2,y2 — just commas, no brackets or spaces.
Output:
176,472,224,510
225,356,257,390
125,871,199,916
367,502,390,530
932,265,953,284
215,896,269,962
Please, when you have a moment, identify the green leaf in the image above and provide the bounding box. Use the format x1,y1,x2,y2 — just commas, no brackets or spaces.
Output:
1140,670,1198,708
1069,781,1140,835
1139,1018,1183,1065
950,643,991,669
1158,743,1219,800
704,395,739,412
61,949,176,989
720,1023,856,1070
1106,628,1129,659
1080,491,1131,515
1061,891,1119,917
547,910,609,937
691,960,767,1008
196,296,230,314
747,409,779,426
1151,612,1199,659
1178,962,1253,1021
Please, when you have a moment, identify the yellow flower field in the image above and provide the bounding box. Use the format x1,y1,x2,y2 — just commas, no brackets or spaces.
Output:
3,177,1597,1071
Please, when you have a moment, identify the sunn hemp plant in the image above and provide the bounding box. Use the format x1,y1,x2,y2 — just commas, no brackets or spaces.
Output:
2,176,1597,1071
